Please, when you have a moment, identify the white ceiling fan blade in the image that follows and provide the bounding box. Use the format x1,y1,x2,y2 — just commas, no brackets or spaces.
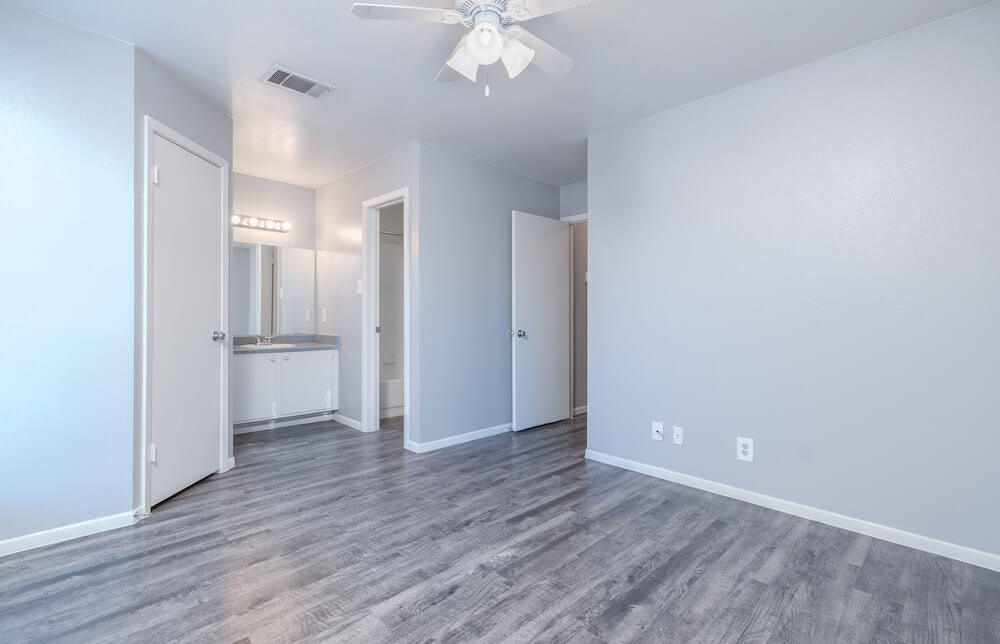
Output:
351,3,451,23
511,0,597,21
509,27,574,77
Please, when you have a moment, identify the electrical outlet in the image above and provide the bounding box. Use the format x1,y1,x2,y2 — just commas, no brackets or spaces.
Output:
651,421,664,441
737,437,754,462
672,426,684,445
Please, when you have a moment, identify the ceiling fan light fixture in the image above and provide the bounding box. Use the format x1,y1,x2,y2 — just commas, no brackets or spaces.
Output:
464,22,503,65
446,35,480,82
501,37,535,79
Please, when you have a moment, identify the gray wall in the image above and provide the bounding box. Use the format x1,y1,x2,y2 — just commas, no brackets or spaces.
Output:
572,222,588,410
588,3,1000,555
232,173,316,250
560,180,588,217
0,4,135,541
315,144,420,424
417,144,560,443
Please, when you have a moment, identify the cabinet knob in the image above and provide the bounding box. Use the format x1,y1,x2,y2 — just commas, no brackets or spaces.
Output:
284,355,290,361
270,356,276,363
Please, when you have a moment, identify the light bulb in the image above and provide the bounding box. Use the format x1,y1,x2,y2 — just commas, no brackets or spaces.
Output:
464,23,503,65
281,221,292,231
265,220,275,229
230,215,241,225
248,217,259,227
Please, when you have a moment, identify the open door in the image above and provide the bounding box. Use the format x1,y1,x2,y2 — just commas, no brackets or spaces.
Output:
512,210,571,431
144,120,230,509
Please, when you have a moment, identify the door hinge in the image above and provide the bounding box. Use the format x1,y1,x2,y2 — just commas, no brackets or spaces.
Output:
152,165,159,186
375,326,381,334
148,443,157,463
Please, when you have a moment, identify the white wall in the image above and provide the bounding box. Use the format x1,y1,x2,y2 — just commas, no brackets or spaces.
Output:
232,173,316,250
316,145,420,424
417,144,560,444
588,3,1000,556
0,4,135,542
560,180,588,218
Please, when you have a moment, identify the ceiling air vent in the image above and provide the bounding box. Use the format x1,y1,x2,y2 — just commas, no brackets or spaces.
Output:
262,64,334,98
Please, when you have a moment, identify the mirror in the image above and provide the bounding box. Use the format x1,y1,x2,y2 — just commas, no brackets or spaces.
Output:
231,243,315,336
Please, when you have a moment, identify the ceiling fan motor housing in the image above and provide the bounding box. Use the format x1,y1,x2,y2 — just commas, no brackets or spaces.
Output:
453,1,525,28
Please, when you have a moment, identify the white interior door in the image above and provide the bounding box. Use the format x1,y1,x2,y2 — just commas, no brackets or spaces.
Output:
149,132,225,507
512,210,571,431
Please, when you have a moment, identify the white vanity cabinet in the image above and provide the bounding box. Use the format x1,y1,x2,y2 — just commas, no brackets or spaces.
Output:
233,349,339,423
233,352,279,422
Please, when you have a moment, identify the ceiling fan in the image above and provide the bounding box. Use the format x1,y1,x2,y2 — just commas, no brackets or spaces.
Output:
351,1,595,85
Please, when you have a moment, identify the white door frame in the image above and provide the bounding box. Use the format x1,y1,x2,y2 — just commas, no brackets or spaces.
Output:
138,116,232,516
361,188,411,442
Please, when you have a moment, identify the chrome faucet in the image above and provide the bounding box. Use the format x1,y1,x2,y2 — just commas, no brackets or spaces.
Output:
255,335,273,346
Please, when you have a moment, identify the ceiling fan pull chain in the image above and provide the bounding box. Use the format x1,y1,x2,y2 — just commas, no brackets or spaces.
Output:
484,67,490,97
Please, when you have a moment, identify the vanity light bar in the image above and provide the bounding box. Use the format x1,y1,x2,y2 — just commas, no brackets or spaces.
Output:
230,214,291,232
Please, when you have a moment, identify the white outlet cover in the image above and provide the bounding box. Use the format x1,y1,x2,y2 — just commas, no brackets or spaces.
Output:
737,436,754,462
672,426,684,445
651,421,664,441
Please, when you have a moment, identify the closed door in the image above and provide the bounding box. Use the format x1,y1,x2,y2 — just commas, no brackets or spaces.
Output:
149,132,226,506
279,351,334,415
512,211,570,431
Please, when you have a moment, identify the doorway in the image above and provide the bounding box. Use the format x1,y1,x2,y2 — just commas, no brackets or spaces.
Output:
378,203,405,422
361,188,411,442
139,117,231,514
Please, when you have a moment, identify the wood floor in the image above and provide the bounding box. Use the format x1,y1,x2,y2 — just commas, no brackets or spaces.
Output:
2,416,998,643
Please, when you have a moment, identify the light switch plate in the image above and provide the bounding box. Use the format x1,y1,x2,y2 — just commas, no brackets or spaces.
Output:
673,426,684,445
355,279,363,295
737,437,754,462
651,421,664,441
321,308,328,323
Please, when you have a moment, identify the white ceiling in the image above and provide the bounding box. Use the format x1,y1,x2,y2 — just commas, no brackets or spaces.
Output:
8,0,992,187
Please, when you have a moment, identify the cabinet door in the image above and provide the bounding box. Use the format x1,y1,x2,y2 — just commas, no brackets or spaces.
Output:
278,350,334,416
233,353,279,422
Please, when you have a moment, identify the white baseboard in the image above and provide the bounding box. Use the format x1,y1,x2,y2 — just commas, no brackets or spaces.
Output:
380,406,404,419
0,509,138,559
573,405,587,416
218,456,236,473
332,413,364,432
585,449,1000,573
235,412,338,434
405,423,512,454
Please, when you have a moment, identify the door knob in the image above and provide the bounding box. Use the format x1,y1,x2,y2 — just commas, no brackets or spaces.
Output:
516,329,526,338
212,330,226,341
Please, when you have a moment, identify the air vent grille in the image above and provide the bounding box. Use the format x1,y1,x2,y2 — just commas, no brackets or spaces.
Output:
262,64,333,98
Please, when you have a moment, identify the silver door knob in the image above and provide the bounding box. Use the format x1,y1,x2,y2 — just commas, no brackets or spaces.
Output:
212,330,226,341
516,329,526,338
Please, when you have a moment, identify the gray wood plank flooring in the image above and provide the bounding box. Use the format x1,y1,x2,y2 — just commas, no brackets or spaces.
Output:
2,416,998,643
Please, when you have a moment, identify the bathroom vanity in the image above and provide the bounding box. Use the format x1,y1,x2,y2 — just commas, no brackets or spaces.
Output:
232,337,340,425
230,239,339,429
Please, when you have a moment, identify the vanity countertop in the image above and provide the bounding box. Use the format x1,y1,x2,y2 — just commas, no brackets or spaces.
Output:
232,334,339,354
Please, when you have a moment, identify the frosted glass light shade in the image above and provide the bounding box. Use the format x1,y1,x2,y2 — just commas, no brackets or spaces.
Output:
446,35,479,82
501,38,535,79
